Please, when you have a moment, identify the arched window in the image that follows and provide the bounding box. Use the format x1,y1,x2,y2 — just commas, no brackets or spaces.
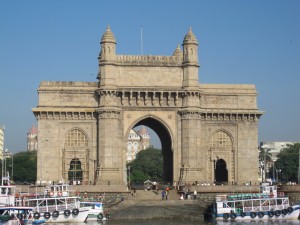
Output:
210,131,232,149
133,142,138,151
65,129,88,148
68,158,83,182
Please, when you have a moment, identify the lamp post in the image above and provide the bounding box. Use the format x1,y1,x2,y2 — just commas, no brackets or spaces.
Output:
128,166,131,184
276,169,281,183
273,159,276,183
261,145,269,183
11,153,13,180
4,149,8,178
260,161,264,182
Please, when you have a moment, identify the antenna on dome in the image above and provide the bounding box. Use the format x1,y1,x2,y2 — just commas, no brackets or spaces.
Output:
141,25,143,55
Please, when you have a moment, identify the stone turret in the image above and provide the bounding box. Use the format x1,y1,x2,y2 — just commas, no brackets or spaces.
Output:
183,27,198,64
173,44,183,60
182,27,200,87
99,25,116,61
98,26,117,89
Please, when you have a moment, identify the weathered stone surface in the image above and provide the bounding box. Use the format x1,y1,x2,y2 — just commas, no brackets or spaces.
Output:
32,26,263,187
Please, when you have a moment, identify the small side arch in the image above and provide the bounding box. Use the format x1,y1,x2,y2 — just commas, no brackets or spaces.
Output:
207,129,235,184
63,128,90,184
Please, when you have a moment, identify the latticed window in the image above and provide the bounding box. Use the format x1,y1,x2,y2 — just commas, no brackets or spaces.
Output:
68,159,83,182
210,131,232,148
65,129,88,147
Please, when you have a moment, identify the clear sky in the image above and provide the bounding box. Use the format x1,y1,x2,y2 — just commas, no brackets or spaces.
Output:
0,0,299,153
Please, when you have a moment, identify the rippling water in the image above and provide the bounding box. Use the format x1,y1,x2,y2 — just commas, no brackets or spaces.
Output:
54,220,300,225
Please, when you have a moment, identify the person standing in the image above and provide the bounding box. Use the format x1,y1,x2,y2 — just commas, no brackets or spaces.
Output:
161,190,165,200
165,190,168,200
193,190,197,200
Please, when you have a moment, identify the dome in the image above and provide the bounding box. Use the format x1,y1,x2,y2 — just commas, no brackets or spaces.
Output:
28,124,38,134
183,27,198,45
172,44,183,57
138,126,149,135
101,25,116,44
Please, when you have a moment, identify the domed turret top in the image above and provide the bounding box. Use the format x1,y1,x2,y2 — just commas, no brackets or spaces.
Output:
101,25,116,44
138,126,149,135
173,44,183,57
183,27,198,45
28,124,38,134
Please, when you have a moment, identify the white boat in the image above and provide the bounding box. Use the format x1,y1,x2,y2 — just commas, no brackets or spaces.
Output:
80,201,109,221
0,206,35,225
212,184,300,220
0,176,16,207
15,183,90,223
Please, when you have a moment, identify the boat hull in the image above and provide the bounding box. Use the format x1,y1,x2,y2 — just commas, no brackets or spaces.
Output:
215,208,300,221
33,207,90,223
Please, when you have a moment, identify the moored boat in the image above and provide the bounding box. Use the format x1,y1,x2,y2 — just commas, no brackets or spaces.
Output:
0,176,16,207
15,183,90,223
212,184,300,220
0,206,35,225
80,201,109,221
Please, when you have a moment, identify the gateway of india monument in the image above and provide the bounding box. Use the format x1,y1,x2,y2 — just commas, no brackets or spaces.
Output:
32,26,263,188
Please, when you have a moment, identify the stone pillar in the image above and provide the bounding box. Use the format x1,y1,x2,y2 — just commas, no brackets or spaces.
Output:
179,109,202,183
96,107,124,185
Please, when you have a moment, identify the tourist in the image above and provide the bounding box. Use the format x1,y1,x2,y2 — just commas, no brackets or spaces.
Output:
161,190,165,200
193,190,197,200
180,194,184,200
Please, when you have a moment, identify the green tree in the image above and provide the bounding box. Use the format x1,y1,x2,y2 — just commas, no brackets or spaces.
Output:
4,151,37,184
127,147,163,184
275,143,300,183
259,146,272,162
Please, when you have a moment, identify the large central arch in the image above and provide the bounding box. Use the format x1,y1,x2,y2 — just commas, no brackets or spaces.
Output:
131,117,173,183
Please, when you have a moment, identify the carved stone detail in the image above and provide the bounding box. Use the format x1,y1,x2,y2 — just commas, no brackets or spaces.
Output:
34,111,95,120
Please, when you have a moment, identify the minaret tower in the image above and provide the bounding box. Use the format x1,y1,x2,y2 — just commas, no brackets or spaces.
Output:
98,26,117,88
96,26,122,185
182,27,199,87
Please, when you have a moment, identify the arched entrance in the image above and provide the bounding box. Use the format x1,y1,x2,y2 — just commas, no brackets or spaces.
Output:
131,117,173,183
215,159,228,184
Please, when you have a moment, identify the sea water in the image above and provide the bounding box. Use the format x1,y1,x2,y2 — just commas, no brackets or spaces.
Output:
54,220,300,225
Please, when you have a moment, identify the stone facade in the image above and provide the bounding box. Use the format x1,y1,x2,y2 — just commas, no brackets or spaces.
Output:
127,127,150,162
32,26,263,187
27,124,38,151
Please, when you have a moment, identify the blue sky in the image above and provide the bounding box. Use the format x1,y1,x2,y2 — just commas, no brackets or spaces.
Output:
0,1,299,152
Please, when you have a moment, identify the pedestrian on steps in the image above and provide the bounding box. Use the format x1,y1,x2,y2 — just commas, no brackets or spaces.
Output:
161,190,165,200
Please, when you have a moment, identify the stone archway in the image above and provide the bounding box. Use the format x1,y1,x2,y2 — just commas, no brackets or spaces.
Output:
133,117,173,183
215,159,228,184
33,26,263,187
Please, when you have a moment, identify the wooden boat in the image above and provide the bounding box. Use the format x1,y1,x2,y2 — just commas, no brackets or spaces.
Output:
212,184,300,220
